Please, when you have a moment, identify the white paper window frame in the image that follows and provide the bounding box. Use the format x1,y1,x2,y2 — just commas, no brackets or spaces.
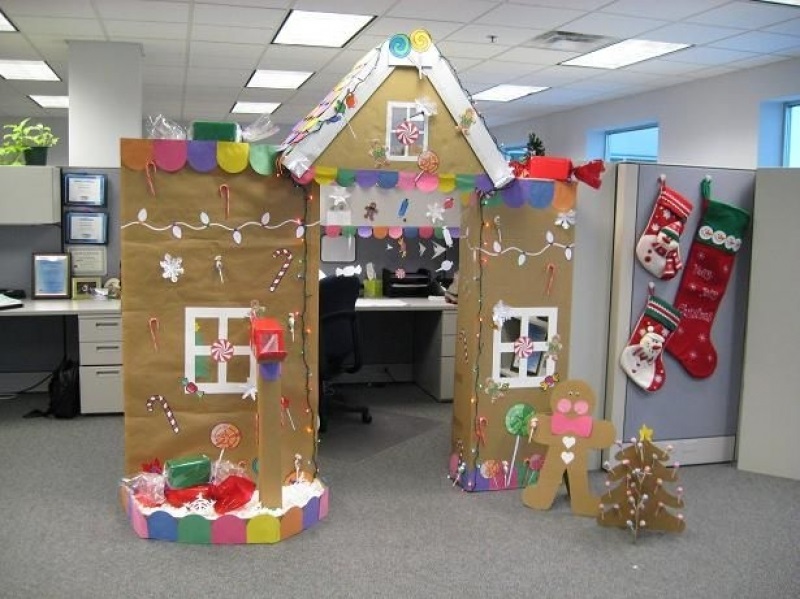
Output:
492,306,559,389
185,307,256,394
386,101,428,161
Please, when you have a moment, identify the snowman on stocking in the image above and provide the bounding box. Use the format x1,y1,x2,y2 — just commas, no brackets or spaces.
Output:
635,178,693,280
620,289,682,392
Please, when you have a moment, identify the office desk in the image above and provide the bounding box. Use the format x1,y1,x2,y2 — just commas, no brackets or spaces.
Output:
1,299,123,414
353,297,457,401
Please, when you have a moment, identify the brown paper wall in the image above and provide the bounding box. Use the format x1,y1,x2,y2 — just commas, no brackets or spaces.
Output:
451,183,576,490
121,143,319,481
315,69,483,175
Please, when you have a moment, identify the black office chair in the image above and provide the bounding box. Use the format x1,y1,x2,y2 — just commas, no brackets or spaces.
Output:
318,275,372,432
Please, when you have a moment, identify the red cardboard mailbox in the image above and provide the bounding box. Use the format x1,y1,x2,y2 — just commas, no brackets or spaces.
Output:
250,317,287,363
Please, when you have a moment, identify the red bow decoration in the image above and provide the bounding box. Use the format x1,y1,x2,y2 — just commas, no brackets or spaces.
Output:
141,458,163,474
572,159,605,189
160,475,256,513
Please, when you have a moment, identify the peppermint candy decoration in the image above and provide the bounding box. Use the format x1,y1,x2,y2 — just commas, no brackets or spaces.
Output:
394,120,420,146
513,336,534,358
210,338,234,363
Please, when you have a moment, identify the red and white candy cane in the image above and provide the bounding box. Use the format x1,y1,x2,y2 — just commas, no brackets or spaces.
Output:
145,160,157,196
146,394,179,434
219,184,230,219
269,248,294,292
148,317,160,352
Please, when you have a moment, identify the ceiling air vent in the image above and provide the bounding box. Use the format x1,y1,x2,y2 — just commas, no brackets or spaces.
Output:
526,30,615,52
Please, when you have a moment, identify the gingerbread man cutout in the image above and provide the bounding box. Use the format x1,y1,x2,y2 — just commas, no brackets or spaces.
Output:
522,379,615,516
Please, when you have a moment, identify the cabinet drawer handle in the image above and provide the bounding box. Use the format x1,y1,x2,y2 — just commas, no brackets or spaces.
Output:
96,345,120,351
94,322,119,328
95,369,121,376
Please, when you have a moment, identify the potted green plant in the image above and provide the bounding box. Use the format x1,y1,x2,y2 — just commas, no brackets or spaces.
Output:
0,118,59,166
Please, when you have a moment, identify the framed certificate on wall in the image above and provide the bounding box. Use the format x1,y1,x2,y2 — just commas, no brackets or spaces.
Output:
32,253,71,299
65,211,108,244
64,173,107,207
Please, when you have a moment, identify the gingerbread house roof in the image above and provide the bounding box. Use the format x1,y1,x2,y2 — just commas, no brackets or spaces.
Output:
280,30,514,189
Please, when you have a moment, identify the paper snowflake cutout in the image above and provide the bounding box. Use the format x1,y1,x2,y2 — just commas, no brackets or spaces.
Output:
160,253,184,283
241,379,258,401
328,186,350,210
492,300,512,328
426,202,445,224
555,210,576,230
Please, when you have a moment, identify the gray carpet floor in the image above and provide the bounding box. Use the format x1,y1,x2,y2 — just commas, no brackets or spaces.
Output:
0,383,798,599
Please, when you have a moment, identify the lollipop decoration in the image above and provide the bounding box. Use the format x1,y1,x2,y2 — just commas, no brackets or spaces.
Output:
280,396,296,431
389,33,411,58
409,28,432,52
505,403,536,487
417,150,440,181
394,120,420,146
514,336,535,359
210,422,242,450
210,338,234,363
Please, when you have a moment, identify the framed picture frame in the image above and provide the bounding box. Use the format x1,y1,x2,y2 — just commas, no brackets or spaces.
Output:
64,173,107,207
66,245,108,276
71,276,102,300
65,211,108,245
32,253,71,299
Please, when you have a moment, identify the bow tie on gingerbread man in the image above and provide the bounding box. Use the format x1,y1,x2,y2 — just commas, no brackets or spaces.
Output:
522,379,615,517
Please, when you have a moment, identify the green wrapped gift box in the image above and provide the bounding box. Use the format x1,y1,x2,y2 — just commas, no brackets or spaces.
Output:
165,455,211,489
191,121,239,142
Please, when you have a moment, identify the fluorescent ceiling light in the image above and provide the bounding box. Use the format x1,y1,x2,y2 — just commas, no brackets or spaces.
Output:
472,85,549,102
231,101,280,114
30,95,69,108
562,39,690,69
247,69,314,90
0,10,16,31
273,10,374,48
0,60,59,81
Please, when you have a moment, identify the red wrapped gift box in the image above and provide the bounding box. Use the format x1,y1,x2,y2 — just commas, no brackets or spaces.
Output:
527,156,573,180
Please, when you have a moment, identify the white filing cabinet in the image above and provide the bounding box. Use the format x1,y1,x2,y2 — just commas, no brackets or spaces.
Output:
413,310,456,402
78,314,123,413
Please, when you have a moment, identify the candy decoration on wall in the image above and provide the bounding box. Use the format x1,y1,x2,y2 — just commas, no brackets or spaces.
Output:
409,28,432,52
505,403,536,487
287,312,296,342
269,248,294,292
514,336,535,359
160,253,184,283
145,160,157,196
180,377,204,398
544,262,556,296
539,373,559,390
388,33,411,58
394,120,420,146
416,150,440,181
368,139,390,168
214,255,224,283
394,268,406,279
280,396,296,431
456,108,476,135
635,175,694,280
210,422,242,449
148,317,160,352
398,197,409,218
219,184,231,219
146,394,179,434
210,338,234,363
458,329,469,362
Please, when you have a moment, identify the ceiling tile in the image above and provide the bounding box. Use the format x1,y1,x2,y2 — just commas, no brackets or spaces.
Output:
388,0,499,23
295,0,395,14
186,67,250,87
0,34,42,60
478,5,585,32
505,0,610,9
555,12,668,38
763,17,800,36
436,40,511,60
105,20,189,40
189,41,265,69
688,2,800,29
624,58,713,76
190,0,290,7
514,65,600,86
258,45,339,70
661,46,758,66
492,47,580,66
643,22,744,45
191,24,273,45
10,16,105,37
364,17,463,41
709,31,800,54
0,0,95,19
192,4,285,29
95,1,190,22
143,65,186,85
444,25,546,46
600,0,731,22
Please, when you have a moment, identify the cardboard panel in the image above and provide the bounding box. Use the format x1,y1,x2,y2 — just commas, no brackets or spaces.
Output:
450,182,576,491
120,140,320,484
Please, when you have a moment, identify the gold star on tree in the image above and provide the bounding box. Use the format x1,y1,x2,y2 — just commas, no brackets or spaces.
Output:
639,424,654,442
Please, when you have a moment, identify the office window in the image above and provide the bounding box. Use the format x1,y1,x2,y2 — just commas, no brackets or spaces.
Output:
784,102,800,167
492,306,559,389
386,101,428,160
605,125,658,163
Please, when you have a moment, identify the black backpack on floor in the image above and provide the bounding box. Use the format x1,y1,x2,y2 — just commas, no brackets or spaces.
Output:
25,359,80,419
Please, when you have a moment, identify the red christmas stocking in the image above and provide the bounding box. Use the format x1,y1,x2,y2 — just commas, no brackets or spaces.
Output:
620,293,682,392
635,179,693,280
665,182,750,378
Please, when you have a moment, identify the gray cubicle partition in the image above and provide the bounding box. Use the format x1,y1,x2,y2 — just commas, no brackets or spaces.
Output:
605,163,754,465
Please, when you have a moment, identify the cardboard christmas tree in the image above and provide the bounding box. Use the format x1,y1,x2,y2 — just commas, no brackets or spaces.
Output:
597,427,686,541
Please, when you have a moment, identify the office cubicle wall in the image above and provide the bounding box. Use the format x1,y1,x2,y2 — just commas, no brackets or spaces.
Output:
738,168,800,480
605,163,754,465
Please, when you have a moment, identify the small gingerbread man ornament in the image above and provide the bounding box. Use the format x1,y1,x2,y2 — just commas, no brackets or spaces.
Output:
522,379,615,516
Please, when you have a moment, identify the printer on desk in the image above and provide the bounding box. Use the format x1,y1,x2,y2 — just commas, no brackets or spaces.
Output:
382,268,447,298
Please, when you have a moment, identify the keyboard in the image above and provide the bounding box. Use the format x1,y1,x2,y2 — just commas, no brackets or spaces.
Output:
0,293,23,310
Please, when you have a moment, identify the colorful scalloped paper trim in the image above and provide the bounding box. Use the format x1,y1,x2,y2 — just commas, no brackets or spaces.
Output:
120,484,329,544
324,225,460,240
120,140,574,210
450,461,537,493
